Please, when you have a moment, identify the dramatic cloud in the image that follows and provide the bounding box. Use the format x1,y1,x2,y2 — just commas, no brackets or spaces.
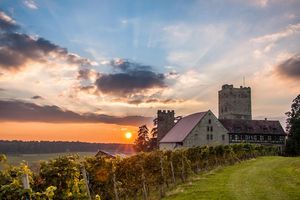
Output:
95,59,166,96
276,55,300,79
77,69,98,81
23,0,38,10
0,100,152,126
31,95,43,99
77,69,91,80
127,98,183,105
251,23,300,44
0,11,19,31
0,11,94,71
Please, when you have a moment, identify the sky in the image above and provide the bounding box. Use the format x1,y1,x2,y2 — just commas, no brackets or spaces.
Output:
0,0,299,143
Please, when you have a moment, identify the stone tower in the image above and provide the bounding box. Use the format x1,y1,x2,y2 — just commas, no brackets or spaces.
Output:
157,110,175,141
218,84,252,120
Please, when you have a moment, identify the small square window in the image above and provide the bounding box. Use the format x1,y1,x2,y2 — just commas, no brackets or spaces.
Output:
268,136,271,140
260,135,264,141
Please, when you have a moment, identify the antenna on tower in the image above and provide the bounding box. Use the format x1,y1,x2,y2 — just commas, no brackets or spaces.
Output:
243,76,245,87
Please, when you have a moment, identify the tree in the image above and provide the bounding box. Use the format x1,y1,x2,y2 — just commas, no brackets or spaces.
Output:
134,125,150,152
285,94,300,155
148,128,158,151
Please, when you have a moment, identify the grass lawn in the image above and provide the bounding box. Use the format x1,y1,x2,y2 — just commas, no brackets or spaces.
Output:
163,156,300,200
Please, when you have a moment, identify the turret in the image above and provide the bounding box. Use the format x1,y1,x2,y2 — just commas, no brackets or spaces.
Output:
157,110,175,141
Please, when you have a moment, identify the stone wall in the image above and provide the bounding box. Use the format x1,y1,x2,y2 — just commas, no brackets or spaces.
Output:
157,110,175,141
183,110,229,147
218,84,252,120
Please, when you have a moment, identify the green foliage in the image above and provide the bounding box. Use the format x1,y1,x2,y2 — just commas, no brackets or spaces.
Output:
0,162,33,200
83,156,115,199
0,154,7,163
285,94,300,155
37,155,88,199
0,144,280,200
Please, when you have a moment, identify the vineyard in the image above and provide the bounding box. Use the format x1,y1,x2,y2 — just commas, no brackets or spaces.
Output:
0,144,280,200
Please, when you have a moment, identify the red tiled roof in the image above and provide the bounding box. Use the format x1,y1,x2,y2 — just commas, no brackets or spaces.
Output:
160,111,208,143
219,119,286,135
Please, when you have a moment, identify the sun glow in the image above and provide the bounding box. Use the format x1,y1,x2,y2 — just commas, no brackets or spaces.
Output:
125,132,132,139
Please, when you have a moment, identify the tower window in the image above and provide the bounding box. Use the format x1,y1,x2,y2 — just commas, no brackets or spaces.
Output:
210,126,213,132
208,119,211,124
207,126,210,131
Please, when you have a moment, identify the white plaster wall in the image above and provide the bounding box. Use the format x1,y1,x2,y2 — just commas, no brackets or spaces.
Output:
183,110,229,147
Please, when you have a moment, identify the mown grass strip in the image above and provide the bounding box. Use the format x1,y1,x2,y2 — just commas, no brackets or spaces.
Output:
163,156,300,200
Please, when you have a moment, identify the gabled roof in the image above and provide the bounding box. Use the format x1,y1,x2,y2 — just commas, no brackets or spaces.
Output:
219,119,286,135
95,149,128,158
160,111,208,143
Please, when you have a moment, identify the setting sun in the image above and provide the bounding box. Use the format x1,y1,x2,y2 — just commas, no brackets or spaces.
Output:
125,132,132,139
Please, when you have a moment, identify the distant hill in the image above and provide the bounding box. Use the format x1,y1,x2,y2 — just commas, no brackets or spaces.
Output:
0,140,135,155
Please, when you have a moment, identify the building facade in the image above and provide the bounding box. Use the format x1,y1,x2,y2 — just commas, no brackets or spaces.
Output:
159,110,229,150
220,119,286,146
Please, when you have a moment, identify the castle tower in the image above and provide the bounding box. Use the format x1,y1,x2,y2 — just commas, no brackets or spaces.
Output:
218,84,252,120
157,110,175,141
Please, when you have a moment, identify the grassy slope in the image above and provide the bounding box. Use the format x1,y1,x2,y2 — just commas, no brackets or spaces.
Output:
164,157,300,200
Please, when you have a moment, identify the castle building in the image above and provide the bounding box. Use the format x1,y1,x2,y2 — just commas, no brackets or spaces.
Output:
158,84,286,150
219,84,252,120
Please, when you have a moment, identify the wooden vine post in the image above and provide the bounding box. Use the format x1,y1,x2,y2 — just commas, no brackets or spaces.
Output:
170,160,176,184
181,152,185,182
141,166,148,200
81,166,92,200
22,173,30,200
159,155,165,198
112,161,119,200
